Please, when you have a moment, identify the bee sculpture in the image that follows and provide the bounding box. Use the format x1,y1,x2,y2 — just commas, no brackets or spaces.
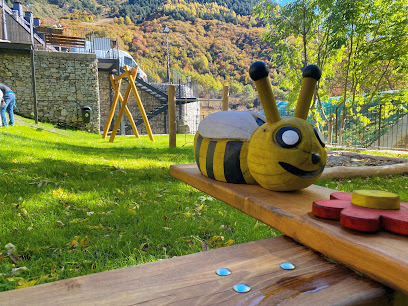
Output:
194,61,327,191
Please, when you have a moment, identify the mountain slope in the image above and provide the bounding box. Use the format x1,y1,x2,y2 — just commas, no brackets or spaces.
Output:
25,0,280,101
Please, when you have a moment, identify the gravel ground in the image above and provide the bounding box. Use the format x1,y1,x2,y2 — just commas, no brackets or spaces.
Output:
326,151,407,168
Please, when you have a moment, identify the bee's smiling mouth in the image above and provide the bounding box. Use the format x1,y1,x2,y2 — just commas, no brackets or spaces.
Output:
278,162,325,178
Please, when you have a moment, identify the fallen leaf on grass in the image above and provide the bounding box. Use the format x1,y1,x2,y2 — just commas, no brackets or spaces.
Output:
216,239,234,248
17,279,37,288
5,243,22,263
127,209,137,215
69,218,88,224
29,180,53,188
0,253,3,263
79,236,88,247
67,236,80,248
253,221,260,230
11,267,28,275
87,224,105,230
21,208,28,216
55,220,65,228
195,204,204,212
208,235,224,244
198,195,214,202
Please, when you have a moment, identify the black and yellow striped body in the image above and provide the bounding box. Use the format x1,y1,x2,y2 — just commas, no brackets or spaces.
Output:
194,132,257,185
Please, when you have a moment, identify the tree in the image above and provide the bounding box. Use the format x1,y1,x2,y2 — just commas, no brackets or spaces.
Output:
124,16,133,25
254,0,408,145
329,0,408,145
242,84,255,98
254,0,342,142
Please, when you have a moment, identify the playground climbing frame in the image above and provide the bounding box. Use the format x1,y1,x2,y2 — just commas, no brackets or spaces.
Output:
102,66,155,142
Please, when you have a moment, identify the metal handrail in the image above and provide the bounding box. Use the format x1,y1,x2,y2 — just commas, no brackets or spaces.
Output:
134,77,168,100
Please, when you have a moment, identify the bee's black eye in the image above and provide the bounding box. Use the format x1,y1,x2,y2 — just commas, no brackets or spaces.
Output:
276,126,301,148
314,127,325,147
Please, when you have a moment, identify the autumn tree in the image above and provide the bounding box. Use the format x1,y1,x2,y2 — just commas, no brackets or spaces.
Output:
254,0,408,145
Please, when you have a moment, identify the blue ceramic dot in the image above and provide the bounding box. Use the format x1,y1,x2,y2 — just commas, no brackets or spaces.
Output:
280,262,295,270
215,268,231,276
233,283,251,293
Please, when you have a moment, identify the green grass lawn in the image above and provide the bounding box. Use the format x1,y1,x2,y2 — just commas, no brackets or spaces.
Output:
0,117,407,292
0,117,279,291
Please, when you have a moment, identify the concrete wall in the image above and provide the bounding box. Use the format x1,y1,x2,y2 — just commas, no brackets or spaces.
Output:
0,49,100,133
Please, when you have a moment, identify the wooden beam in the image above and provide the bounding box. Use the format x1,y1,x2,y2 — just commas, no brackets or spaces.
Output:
129,71,154,141
169,164,408,295
168,85,176,147
122,68,140,139
109,73,133,143
102,76,121,139
0,236,392,305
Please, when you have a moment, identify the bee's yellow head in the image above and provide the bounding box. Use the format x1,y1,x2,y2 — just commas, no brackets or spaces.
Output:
248,61,326,191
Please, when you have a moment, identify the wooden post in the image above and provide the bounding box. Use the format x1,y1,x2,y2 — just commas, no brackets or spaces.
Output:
222,85,229,111
168,85,176,148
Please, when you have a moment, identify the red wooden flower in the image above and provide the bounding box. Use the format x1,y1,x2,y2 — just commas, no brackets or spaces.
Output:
313,192,408,235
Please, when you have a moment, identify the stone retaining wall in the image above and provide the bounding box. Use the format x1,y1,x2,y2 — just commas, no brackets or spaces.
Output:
1,48,200,135
0,49,100,133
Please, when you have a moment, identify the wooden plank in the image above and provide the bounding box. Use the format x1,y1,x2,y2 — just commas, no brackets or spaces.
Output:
0,236,392,305
45,34,85,48
45,37,85,44
170,164,408,295
45,33,84,40
45,38,85,44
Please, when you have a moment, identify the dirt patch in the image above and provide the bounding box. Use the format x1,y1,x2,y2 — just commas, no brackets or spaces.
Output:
321,150,408,179
326,150,407,168
86,17,114,26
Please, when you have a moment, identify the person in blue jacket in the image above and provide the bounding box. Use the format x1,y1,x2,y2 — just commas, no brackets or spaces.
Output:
0,83,16,127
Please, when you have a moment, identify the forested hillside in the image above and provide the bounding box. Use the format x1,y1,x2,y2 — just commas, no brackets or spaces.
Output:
61,15,274,92
10,0,281,103
13,0,257,23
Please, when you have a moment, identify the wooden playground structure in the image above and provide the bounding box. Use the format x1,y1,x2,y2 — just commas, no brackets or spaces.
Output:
102,65,154,143
102,69,230,148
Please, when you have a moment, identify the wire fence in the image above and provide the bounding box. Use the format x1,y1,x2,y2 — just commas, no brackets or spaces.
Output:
279,101,408,150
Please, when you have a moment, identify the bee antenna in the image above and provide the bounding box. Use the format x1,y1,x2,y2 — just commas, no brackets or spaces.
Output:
249,61,270,81
302,65,322,81
294,64,322,120
249,61,281,124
